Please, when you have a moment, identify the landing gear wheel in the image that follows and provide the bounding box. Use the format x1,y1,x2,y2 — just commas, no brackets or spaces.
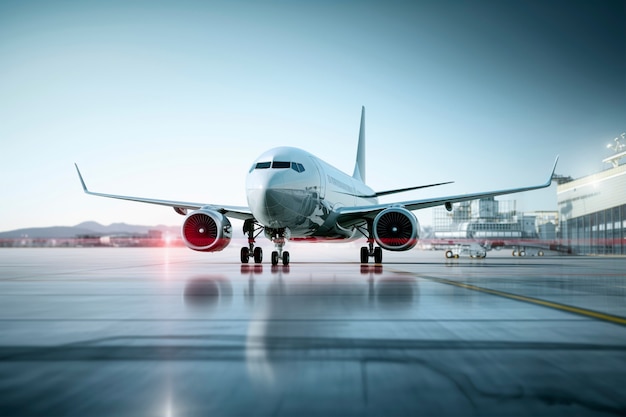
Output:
271,251,279,266
243,219,265,265
360,247,369,264
253,247,263,264
282,251,290,266
374,247,383,264
240,247,250,264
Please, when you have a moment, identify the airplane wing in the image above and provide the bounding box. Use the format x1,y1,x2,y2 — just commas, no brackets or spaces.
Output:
74,164,254,221
336,156,559,223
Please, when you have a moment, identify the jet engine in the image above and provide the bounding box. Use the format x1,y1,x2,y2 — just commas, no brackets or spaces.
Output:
373,207,419,251
182,209,232,252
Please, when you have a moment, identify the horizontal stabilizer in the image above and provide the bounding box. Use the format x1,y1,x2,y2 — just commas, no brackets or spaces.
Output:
339,181,454,199
374,181,454,197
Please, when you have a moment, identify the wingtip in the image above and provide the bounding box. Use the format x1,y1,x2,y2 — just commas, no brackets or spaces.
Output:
548,155,559,184
74,163,88,192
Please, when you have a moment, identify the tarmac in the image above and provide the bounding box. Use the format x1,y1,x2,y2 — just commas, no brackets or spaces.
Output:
1,247,625,416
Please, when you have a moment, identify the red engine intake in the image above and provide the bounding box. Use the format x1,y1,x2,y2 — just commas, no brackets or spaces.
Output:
182,209,232,252
373,207,419,251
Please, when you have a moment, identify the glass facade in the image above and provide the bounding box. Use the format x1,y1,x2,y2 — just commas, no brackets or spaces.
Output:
562,203,626,255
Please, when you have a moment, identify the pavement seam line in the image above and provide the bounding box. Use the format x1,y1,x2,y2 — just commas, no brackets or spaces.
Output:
390,269,626,327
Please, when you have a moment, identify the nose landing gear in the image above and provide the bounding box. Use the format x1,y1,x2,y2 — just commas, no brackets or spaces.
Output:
269,229,290,266
240,222,291,266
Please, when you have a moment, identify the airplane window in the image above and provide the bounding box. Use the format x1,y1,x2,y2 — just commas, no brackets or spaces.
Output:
272,161,291,169
291,162,306,173
255,162,271,169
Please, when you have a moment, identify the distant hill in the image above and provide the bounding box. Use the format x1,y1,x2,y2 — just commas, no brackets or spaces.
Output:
0,222,179,239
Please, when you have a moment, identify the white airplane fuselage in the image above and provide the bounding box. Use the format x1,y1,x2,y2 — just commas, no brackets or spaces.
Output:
246,146,376,240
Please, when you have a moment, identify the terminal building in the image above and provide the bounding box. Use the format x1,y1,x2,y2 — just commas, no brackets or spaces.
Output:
431,135,626,256
557,134,626,255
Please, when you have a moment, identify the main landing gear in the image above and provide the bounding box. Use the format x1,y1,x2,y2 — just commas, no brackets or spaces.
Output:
358,220,383,264
240,219,264,264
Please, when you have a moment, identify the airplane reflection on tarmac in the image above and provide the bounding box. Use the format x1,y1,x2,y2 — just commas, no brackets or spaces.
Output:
182,267,417,311
182,267,419,385
183,276,233,309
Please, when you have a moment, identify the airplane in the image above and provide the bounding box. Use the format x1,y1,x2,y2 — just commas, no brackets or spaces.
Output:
75,107,558,266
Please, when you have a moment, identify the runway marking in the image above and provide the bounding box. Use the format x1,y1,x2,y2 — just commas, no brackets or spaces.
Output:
414,274,626,327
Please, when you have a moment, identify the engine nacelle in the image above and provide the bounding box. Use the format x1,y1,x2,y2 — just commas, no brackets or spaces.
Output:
182,209,232,252
373,207,419,251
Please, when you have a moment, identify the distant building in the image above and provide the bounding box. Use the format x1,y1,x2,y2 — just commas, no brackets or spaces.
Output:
148,230,162,239
432,197,557,240
525,211,559,240
557,134,626,255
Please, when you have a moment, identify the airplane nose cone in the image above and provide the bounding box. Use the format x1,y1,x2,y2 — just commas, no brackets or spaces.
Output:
247,176,294,228
246,171,316,228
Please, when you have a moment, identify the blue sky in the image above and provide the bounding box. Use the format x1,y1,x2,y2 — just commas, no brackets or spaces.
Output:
1,0,624,231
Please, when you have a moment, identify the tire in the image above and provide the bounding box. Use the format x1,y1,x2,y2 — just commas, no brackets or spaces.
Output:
271,251,279,266
445,250,453,259
373,247,383,264
282,251,290,266
538,250,544,256
240,247,250,264
360,247,369,264
253,247,263,264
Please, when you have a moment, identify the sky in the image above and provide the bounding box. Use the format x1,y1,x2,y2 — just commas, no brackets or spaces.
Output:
1,0,624,232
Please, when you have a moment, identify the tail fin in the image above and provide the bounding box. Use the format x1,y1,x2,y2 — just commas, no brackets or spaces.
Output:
352,106,366,183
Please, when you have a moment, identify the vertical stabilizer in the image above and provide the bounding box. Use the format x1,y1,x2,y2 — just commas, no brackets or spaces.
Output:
352,106,366,183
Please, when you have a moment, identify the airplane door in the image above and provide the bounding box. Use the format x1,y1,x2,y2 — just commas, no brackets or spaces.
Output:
309,156,326,200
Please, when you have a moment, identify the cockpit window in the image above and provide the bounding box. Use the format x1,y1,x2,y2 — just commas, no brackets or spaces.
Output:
272,161,291,169
291,162,305,173
252,160,305,172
